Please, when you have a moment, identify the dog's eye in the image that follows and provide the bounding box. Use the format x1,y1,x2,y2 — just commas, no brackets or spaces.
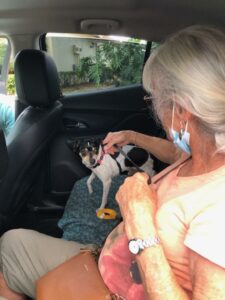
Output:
93,148,98,154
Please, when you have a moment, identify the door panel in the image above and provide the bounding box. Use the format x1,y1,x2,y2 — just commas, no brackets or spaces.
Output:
61,84,151,134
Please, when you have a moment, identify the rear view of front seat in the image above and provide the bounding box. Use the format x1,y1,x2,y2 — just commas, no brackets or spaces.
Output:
0,129,8,184
0,49,63,232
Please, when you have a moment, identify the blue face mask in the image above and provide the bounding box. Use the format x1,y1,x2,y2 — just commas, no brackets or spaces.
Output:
169,104,191,155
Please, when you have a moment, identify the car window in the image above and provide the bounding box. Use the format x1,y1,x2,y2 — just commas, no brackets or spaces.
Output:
44,33,147,95
0,37,12,94
0,37,15,136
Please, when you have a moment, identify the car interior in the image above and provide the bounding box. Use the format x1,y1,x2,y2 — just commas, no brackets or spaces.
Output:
0,0,224,270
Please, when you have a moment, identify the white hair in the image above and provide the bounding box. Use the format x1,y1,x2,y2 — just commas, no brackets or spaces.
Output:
143,25,225,153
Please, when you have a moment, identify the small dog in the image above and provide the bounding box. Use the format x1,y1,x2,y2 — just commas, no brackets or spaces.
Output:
79,141,155,211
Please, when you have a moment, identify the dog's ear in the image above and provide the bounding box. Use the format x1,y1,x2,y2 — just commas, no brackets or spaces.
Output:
90,139,100,148
86,139,100,151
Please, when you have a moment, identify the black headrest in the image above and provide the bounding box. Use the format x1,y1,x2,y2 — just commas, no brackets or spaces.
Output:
15,49,62,107
0,130,8,180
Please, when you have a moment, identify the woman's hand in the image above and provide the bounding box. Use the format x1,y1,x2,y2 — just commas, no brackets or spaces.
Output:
115,172,157,239
103,130,136,154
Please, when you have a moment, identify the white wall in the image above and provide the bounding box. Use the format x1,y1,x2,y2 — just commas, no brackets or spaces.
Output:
47,37,96,72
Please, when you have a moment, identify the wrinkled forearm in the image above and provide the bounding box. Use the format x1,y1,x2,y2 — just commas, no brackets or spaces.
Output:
136,245,191,300
130,131,180,164
124,213,191,300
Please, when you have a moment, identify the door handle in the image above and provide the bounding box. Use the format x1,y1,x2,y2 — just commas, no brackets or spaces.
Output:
63,118,88,129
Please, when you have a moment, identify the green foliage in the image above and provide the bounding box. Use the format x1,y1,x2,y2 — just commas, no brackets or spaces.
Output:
59,71,76,87
7,74,15,95
74,40,146,87
88,49,105,86
76,57,92,82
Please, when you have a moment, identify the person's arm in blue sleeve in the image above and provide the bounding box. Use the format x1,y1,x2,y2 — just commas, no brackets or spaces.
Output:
0,103,15,136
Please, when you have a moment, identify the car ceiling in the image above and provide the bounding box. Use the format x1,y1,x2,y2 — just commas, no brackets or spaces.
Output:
0,0,225,41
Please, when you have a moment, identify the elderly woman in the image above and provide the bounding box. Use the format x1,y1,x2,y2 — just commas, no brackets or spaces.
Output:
99,25,225,299
1,25,225,300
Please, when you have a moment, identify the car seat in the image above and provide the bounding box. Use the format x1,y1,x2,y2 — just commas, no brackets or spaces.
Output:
0,129,8,182
0,49,63,233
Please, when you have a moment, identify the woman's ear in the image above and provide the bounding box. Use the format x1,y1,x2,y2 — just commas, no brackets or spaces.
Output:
175,104,192,121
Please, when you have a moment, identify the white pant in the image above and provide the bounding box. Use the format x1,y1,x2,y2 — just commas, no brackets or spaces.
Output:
0,229,95,299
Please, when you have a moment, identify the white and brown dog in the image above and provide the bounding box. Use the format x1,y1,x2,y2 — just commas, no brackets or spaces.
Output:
79,141,155,211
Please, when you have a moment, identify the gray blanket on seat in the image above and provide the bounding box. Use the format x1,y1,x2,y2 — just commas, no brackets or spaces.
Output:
58,175,127,246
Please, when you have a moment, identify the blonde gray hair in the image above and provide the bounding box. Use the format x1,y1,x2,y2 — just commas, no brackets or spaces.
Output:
143,25,225,153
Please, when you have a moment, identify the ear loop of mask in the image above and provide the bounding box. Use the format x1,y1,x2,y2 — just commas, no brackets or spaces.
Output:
181,120,189,137
170,102,191,154
171,102,175,129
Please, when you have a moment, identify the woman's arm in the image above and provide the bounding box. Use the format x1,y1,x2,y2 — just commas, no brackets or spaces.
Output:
116,172,190,300
135,241,225,300
189,251,225,299
116,173,225,300
103,130,181,164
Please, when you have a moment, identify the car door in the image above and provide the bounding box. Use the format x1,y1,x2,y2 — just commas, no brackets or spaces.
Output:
26,33,165,236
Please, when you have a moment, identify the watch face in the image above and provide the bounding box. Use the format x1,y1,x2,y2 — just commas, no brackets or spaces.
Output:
128,240,139,255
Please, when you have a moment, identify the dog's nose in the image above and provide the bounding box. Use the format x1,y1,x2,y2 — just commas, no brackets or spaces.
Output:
90,158,95,165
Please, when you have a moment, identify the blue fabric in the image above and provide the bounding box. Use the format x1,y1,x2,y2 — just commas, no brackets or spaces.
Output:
58,175,127,246
0,102,14,136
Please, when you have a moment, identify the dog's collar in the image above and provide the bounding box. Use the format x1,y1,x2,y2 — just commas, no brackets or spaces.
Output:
92,148,123,174
92,147,106,168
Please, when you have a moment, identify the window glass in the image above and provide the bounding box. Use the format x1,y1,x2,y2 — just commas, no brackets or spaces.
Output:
45,33,147,94
0,37,13,95
0,38,8,82
6,58,15,96
0,37,15,136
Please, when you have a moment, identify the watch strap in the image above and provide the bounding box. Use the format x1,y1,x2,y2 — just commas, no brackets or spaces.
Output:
128,236,160,255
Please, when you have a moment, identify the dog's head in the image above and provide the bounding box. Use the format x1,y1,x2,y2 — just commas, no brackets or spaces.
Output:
79,141,100,168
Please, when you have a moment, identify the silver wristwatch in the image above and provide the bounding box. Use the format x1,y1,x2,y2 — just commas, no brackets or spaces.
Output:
128,236,160,255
